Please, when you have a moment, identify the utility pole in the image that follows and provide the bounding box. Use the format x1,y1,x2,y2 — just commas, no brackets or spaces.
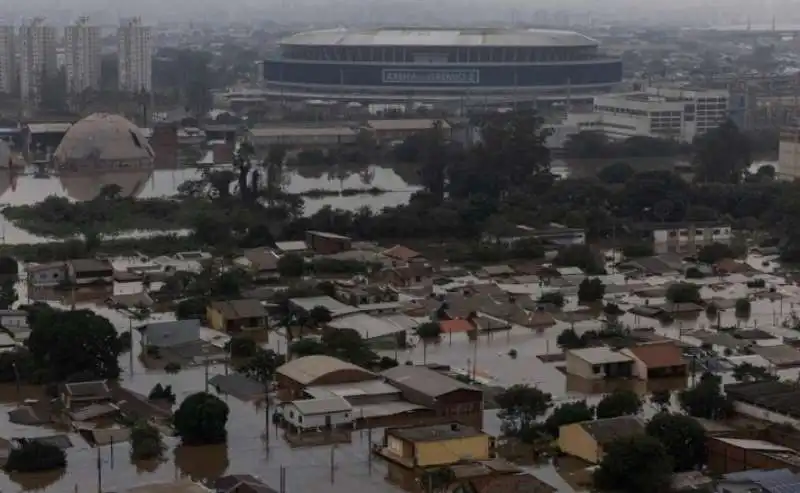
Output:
96,445,102,493
279,466,286,493
204,357,210,393
330,446,336,483
129,316,134,377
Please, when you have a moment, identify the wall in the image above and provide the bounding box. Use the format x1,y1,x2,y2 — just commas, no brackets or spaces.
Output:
706,438,797,474
733,401,800,428
29,266,66,286
558,423,601,464
277,370,376,400
415,435,490,467
779,140,800,180
620,350,648,380
565,352,594,380
284,404,353,430
206,307,225,332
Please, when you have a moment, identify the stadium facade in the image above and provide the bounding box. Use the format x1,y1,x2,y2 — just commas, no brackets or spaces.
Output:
262,27,623,103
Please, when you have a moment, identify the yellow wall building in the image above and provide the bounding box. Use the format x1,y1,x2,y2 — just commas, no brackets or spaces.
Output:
558,416,645,464
382,423,491,467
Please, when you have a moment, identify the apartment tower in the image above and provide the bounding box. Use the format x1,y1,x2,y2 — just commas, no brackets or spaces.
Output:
118,18,152,93
19,18,57,103
0,26,15,95
64,17,101,94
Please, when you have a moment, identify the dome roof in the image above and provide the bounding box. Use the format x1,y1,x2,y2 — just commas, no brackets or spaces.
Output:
53,113,155,171
60,170,153,202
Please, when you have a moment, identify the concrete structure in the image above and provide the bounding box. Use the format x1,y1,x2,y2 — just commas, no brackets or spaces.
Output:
19,18,57,104
778,126,800,180
282,396,353,431
565,87,730,142
716,469,800,493
620,341,688,380
247,126,358,148
0,26,15,95
118,17,152,92
53,113,155,173
64,17,101,94
558,416,645,464
366,119,450,142
26,261,68,287
264,27,622,103
206,299,269,334
634,222,732,255
565,347,634,380
305,231,352,254
726,381,800,428
67,258,113,285
706,436,800,475
59,379,113,410
379,423,491,490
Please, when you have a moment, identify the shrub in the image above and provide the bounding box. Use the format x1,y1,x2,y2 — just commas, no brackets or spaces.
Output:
164,362,181,374
538,291,565,308
735,298,751,318
666,283,701,304
5,441,66,472
685,267,705,279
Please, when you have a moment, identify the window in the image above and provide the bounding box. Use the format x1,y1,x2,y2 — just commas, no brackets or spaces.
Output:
592,365,601,374
713,229,721,235
696,230,703,235
668,231,677,238
680,231,688,237
289,411,294,419
298,415,303,423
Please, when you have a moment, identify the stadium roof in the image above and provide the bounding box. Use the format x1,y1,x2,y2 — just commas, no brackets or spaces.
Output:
281,27,597,48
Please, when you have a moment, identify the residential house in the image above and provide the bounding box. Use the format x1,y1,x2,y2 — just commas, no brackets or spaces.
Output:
305,231,352,254
276,355,377,399
234,248,280,280
67,258,113,285
725,381,800,427
26,261,67,287
274,241,308,255
558,416,646,464
213,475,278,493
468,473,557,493
288,296,353,317
381,365,484,429
621,341,688,380
495,224,586,247
715,468,800,493
634,221,732,255
282,396,354,431
207,299,269,334
706,436,800,474
382,245,424,266
327,312,408,348
139,319,202,349
59,380,113,411
248,125,358,148
379,423,491,491
333,281,398,306
565,347,635,380
0,310,28,332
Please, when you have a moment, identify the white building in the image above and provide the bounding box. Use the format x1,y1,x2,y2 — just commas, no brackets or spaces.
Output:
118,17,152,93
565,87,730,143
778,126,800,180
64,17,101,94
282,397,354,431
644,222,732,254
19,18,58,104
0,26,15,95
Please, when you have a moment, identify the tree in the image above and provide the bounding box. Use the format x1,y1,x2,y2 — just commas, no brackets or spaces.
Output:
685,267,705,279
578,278,606,303
556,328,587,350
650,390,672,411
621,243,654,258
173,392,230,445
130,421,165,460
735,298,751,318
227,337,257,358
553,245,605,275
593,435,673,493
238,348,284,384
5,440,66,472
732,362,778,382
693,119,751,184
537,292,565,308
697,242,735,264
678,372,733,419
308,306,333,326
495,384,552,442
289,338,326,358
645,413,707,472
0,279,17,309
415,322,442,340
25,308,121,381
544,400,595,437
418,120,449,204
598,161,635,184
0,256,18,277
148,383,176,404
277,254,305,277
666,282,702,304
596,389,642,419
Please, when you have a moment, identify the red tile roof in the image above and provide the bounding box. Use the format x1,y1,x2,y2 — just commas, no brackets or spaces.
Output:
627,342,686,369
440,319,475,334
383,244,422,262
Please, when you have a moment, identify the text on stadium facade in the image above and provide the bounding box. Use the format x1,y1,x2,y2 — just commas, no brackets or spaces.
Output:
382,69,480,84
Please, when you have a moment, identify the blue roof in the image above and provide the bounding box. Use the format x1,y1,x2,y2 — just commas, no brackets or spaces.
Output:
724,469,800,493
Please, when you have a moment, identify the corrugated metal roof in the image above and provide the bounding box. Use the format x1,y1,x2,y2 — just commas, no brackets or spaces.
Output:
381,365,477,397
281,28,597,48
714,437,794,452
289,397,352,415
568,347,633,365
277,355,374,385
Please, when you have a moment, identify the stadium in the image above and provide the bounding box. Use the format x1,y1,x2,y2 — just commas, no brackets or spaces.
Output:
262,27,623,104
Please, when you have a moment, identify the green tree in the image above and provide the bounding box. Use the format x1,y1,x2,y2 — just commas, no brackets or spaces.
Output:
735,298,751,318
415,321,442,340
0,279,17,309
732,362,777,382
593,435,673,493
697,242,735,264
130,421,165,460
596,389,642,419
0,256,18,277
25,308,122,381
148,383,176,404
289,338,326,358
495,384,552,441
578,278,606,303
4,440,66,472
277,254,305,277
226,337,257,358
308,306,333,326
650,390,672,411
693,119,751,184
238,348,284,385
537,292,565,308
419,120,449,204
621,243,654,258
597,161,635,184
553,245,605,275
645,413,707,472
544,400,595,437
666,282,702,304
679,372,733,419
556,328,588,350
173,392,230,445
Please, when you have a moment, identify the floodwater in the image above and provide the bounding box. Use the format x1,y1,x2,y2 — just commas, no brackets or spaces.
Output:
0,164,421,245
2,252,797,492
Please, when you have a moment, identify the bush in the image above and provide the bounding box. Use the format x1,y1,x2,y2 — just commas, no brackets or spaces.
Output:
697,243,735,264
164,362,181,374
148,383,176,404
685,267,705,279
621,243,654,258
5,441,66,472
735,298,751,318
508,349,518,359
130,421,165,460
746,279,766,288
666,283,701,304
553,245,605,275
415,322,442,340
538,291,565,308
226,337,257,358
578,278,606,303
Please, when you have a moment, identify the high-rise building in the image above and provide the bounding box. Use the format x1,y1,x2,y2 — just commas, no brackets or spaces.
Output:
118,18,152,93
19,18,57,104
64,17,101,94
0,26,15,95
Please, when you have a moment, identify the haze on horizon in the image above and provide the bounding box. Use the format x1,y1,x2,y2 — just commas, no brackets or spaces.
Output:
4,0,799,28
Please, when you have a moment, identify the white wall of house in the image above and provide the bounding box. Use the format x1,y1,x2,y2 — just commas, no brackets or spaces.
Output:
283,403,354,430
732,401,800,428
619,350,648,380
0,313,27,329
29,266,66,286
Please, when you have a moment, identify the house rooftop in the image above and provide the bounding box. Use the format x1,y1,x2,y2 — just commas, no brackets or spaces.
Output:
306,230,351,240
752,345,800,367
625,342,686,369
568,347,634,365
290,396,352,415
242,247,280,271
725,381,800,419
289,296,352,315
576,416,645,445
382,244,422,262
277,355,375,385
69,258,112,272
209,299,268,320
389,422,484,442
61,379,112,398
381,364,478,398
471,473,557,493
274,240,308,252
